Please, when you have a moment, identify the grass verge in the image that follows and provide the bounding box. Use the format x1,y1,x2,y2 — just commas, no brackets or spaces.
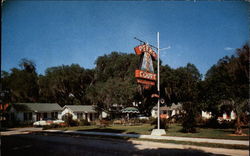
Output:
50,124,249,140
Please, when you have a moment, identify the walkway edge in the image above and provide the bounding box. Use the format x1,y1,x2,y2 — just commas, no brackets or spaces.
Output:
43,130,249,146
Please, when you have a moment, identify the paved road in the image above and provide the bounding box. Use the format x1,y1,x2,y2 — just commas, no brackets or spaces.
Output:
1,133,249,156
44,129,249,146
2,127,248,146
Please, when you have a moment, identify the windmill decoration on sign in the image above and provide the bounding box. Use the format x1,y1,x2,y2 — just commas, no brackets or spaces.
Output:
134,43,157,89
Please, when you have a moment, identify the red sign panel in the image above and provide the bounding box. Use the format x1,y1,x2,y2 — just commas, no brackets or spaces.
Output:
135,70,156,81
134,44,157,60
134,44,157,89
137,79,155,86
151,94,159,98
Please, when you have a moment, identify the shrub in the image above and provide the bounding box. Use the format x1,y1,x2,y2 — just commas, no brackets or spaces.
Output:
195,115,204,125
149,117,156,125
182,118,196,133
167,114,184,124
139,119,148,124
182,113,197,133
19,121,34,127
1,119,20,128
62,113,79,127
131,118,140,124
203,117,220,128
151,118,169,130
79,119,90,126
42,123,66,130
219,120,235,129
181,102,198,133
241,113,249,126
112,119,123,125
99,119,110,127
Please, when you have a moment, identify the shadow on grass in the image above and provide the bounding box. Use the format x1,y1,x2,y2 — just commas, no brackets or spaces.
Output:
77,128,125,133
223,129,234,133
126,132,139,134
2,133,228,156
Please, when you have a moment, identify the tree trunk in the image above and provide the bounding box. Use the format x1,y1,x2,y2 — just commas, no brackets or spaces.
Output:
235,115,242,135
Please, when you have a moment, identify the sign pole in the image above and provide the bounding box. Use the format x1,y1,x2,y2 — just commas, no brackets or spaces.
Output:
157,32,160,130
134,33,169,135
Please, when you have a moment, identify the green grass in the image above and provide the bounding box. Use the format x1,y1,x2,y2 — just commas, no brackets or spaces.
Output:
133,138,249,150
52,123,249,140
165,124,249,140
54,124,155,135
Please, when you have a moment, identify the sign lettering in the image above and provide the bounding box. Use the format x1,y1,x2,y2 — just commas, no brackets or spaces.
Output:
134,43,157,89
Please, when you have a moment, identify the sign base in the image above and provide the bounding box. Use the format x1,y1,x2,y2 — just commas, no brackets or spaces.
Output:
151,129,166,136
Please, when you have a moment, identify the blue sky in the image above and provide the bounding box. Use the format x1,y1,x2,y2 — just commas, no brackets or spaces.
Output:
2,1,249,76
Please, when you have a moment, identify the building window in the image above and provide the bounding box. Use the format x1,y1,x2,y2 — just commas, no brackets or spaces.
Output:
10,113,15,120
167,110,172,116
36,113,41,121
55,112,58,119
29,112,32,120
24,112,32,121
43,113,47,119
95,113,98,119
77,113,83,119
24,113,28,121
85,113,87,120
51,112,58,119
89,113,93,121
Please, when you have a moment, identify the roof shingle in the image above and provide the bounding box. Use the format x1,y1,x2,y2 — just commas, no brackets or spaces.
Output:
13,103,62,112
64,105,96,113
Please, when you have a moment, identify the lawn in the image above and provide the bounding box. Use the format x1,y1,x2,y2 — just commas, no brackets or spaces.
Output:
165,124,249,140
55,124,154,135
52,124,249,140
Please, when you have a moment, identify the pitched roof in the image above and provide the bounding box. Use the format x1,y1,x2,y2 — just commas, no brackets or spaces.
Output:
13,103,62,112
152,103,182,111
121,107,139,113
64,105,96,113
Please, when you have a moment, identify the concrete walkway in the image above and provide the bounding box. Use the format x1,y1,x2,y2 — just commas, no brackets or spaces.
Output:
1,127,43,136
44,129,249,146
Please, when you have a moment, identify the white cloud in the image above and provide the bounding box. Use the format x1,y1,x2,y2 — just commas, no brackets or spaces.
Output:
224,47,233,51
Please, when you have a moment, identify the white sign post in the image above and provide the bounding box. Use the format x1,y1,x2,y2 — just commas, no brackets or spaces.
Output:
134,32,170,135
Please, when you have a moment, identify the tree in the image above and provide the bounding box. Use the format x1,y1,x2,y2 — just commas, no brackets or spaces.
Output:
1,59,39,102
203,44,249,134
160,63,202,132
38,64,94,106
87,52,158,117
86,78,137,114
176,64,201,132
88,52,137,112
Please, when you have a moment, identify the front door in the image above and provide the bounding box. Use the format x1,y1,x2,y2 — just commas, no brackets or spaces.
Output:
89,113,93,121
36,113,41,121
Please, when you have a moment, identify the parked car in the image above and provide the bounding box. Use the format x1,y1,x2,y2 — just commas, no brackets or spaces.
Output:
53,119,65,125
136,115,149,120
33,118,64,127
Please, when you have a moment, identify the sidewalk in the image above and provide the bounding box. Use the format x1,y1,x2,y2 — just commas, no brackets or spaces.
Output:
44,129,249,146
1,127,43,136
